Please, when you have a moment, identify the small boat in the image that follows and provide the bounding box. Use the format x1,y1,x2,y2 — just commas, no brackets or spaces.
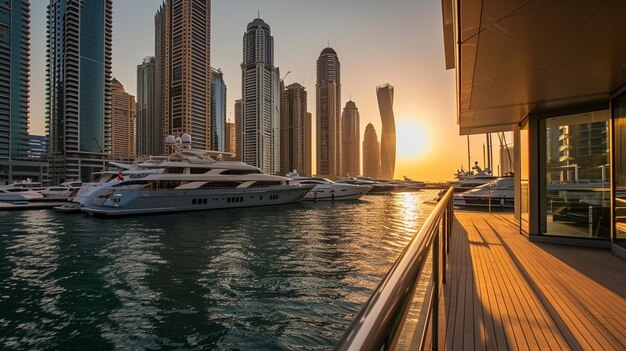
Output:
288,172,372,201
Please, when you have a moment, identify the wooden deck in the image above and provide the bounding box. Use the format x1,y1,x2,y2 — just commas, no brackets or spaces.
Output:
434,212,626,350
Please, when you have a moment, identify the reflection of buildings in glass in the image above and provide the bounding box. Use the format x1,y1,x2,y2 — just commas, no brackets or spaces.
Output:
555,117,609,183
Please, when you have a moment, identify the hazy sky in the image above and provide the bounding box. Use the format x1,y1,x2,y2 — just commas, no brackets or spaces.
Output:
29,0,498,181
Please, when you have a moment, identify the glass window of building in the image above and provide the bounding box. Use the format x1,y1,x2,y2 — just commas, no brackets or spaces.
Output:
520,122,530,235
613,92,626,247
540,110,610,239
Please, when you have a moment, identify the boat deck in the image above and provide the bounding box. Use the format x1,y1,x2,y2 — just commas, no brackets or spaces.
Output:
431,212,626,350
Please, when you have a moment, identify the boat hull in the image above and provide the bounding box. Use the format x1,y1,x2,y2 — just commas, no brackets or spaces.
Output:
81,185,311,216
303,185,370,201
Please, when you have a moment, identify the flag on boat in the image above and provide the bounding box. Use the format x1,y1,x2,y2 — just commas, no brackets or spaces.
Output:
117,171,124,181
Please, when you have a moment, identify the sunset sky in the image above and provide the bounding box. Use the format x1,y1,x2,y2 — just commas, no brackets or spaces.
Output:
28,0,500,182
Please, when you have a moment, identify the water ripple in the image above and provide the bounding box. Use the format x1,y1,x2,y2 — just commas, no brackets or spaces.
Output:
0,191,437,350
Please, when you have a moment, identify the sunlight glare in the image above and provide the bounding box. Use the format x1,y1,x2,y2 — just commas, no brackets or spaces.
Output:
396,119,429,160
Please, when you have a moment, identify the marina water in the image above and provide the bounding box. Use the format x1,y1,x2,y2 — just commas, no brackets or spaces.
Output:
0,191,437,350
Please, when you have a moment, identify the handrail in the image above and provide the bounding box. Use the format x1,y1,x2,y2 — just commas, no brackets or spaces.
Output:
336,187,454,350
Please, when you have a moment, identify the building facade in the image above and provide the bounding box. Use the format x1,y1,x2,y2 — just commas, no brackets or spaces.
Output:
0,0,29,162
46,0,113,184
341,100,360,177
363,123,380,178
241,17,280,174
280,83,308,176
304,112,312,176
234,99,242,161
225,121,235,155
316,47,341,177
136,56,160,156
211,68,226,151
111,78,136,160
377,84,396,180
156,0,211,152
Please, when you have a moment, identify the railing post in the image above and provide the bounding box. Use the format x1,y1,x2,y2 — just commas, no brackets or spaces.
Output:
432,227,440,351
442,213,447,284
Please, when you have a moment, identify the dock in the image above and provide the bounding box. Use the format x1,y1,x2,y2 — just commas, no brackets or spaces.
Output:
431,212,626,350
0,201,70,211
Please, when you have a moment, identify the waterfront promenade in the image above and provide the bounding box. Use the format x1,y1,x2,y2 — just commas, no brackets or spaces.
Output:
431,212,626,350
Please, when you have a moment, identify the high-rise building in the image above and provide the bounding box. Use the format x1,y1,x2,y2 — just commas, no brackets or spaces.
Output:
46,0,113,184
156,0,211,152
363,123,380,178
241,17,280,174
234,99,242,161
225,121,235,155
27,135,47,160
341,100,360,177
111,78,136,160
280,83,308,175
304,112,312,176
211,68,226,151
377,84,396,180
316,47,341,177
0,0,29,162
137,56,160,156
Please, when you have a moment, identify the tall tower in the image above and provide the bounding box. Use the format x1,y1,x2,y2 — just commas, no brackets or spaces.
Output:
316,47,341,177
137,56,160,156
280,83,308,175
211,68,226,151
234,99,242,161
155,0,211,152
241,17,280,174
363,123,381,178
304,112,312,176
111,78,136,160
224,121,236,155
0,0,29,162
377,84,396,180
46,0,113,184
341,100,360,177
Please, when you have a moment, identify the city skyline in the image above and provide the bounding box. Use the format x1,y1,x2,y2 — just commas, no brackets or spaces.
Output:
27,0,490,181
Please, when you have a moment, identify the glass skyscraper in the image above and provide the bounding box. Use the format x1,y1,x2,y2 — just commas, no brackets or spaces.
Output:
316,47,341,177
137,56,160,157
0,0,29,161
211,68,226,152
46,0,113,184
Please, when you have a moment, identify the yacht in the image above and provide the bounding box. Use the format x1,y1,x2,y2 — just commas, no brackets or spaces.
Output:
288,172,372,201
336,177,396,194
39,181,83,200
453,177,514,208
81,135,314,216
0,187,44,202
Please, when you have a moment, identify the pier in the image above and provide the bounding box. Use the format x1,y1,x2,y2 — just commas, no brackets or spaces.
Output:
432,212,625,350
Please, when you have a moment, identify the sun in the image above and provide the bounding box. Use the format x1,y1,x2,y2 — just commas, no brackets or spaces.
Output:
396,119,429,160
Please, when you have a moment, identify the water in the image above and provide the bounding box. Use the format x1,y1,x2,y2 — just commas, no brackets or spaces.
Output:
0,191,437,350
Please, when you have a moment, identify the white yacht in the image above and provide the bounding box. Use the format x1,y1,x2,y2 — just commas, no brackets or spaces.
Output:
288,172,372,201
81,135,313,216
39,181,83,200
453,177,514,208
336,177,396,195
0,187,44,202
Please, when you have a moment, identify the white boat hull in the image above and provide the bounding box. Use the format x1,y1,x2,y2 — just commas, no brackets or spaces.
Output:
303,184,370,201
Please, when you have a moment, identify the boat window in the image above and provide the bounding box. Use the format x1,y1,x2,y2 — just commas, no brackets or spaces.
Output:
220,169,261,175
189,168,209,174
248,181,282,188
165,167,185,174
199,181,241,189
155,181,181,189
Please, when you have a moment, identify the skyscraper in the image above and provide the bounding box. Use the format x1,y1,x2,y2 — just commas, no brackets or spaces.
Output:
0,0,29,162
137,56,160,156
46,0,113,184
156,0,211,152
234,99,242,161
225,121,235,155
377,84,396,180
111,78,136,160
363,123,380,178
211,68,226,151
341,100,360,177
304,112,312,176
316,47,341,177
280,83,308,175
241,17,280,174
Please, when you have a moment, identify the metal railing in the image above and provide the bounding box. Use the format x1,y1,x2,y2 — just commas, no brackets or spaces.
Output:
336,187,454,351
